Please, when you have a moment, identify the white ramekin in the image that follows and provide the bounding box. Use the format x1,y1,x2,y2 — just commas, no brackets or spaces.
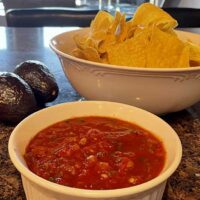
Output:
8,101,182,200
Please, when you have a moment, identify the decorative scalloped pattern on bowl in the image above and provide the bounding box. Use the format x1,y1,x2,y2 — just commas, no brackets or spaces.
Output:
61,57,200,115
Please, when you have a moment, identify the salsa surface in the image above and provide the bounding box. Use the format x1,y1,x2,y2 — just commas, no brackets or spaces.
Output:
25,116,166,190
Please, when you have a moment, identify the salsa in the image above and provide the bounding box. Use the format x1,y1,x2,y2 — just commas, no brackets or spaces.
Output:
24,116,166,190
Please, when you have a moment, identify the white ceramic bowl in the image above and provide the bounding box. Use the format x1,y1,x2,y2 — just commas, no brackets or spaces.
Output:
50,28,200,115
9,101,182,200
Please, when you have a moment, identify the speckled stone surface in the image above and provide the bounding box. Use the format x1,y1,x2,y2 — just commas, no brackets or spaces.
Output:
0,27,200,200
0,124,26,200
162,104,200,200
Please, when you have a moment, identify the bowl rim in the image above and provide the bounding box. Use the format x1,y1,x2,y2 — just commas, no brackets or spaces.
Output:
8,101,182,198
49,28,200,73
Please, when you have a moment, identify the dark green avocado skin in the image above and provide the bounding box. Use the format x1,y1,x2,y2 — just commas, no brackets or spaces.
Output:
0,72,37,124
14,60,59,104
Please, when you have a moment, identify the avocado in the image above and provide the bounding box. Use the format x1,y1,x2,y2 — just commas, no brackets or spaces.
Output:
14,60,59,105
0,72,38,124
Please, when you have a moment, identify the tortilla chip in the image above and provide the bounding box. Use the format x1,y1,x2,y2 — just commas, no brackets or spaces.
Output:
98,34,116,54
147,27,189,68
73,34,88,50
186,42,200,66
107,27,150,67
131,3,178,31
72,48,86,59
82,47,102,62
90,12,128,54
90,11,114,32
115,13,130,42
108,11,122,35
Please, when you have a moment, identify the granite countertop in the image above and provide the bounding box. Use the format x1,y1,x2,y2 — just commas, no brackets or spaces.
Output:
162,105,200,200
0,124,25,200
0,103,200,200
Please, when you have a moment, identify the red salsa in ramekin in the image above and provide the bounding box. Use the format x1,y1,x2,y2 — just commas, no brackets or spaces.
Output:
24,116,166,190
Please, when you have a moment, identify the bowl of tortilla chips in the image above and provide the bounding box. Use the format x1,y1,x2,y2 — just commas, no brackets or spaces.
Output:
50,3,200,115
